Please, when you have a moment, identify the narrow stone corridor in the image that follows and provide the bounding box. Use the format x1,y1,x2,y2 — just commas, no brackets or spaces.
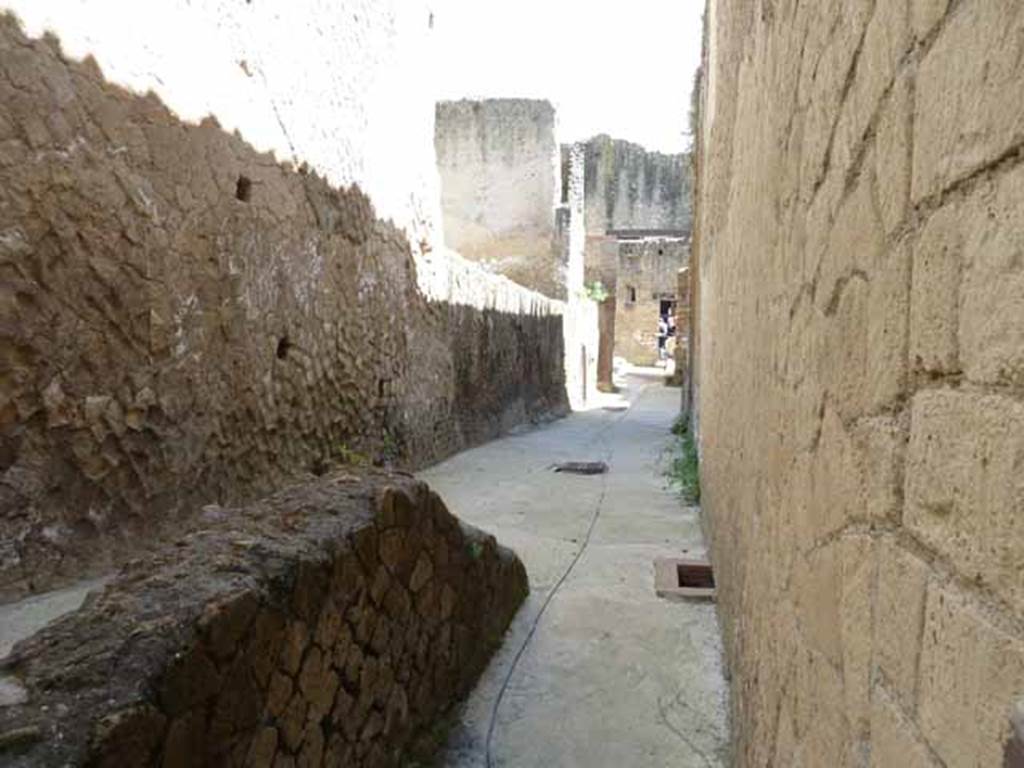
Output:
420,372,729,767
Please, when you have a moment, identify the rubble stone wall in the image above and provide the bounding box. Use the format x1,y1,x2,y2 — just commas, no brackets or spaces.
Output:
694,0,1024,765
0,471,528,768
0,14,567,600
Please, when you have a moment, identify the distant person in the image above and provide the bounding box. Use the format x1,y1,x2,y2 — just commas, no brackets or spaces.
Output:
657,315,669,361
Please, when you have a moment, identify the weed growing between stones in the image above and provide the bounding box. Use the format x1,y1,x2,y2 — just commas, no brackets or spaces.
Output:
333,441,369,466
668,416,700,504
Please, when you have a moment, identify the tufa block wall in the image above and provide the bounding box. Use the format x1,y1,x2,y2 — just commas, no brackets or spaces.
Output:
0,15,567,601
0,471,528,767
694,0,1024,765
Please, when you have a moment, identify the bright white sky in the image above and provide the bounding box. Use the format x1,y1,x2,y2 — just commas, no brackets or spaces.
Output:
431,1,705,154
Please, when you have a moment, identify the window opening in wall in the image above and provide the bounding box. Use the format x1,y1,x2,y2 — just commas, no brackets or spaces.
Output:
560,156,570,203
627,286,637,303
276,336,291,360
236,175,253,202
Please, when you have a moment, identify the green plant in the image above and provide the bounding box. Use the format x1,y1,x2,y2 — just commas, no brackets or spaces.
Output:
667,416,700,504
381,430,399,461
334,442,368,466
584,280,610,303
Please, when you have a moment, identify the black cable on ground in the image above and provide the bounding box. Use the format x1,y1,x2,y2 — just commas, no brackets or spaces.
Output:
483,387,643,768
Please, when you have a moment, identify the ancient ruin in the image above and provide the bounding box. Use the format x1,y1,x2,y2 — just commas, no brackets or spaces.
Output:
574,136,692,385
0,3,550,765
2,0,1023,766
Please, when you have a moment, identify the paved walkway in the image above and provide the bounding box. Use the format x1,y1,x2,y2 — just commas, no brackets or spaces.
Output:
419,372,730,768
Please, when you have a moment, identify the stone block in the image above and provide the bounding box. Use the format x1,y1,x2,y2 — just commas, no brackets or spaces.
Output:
296,646,324,705
866,242,911,409
266,672,292,719
957,164,1024,388
870,688,940,768
244,726,278,768
792,643,847,765
816,175,906,419
278,620,308,677
833,0,910,181
840,535,875,743
794,544,842,666
875,540,930,707
296,722,323,768
913,0,1024,201
874,75,912,235
201,592,259,662
796,406,873,551
909,202,961,374
917,584,1024,767
279,694,308,753
912,0,949,41
852,415,905,523
905,389,1024,616
911,164,1024,384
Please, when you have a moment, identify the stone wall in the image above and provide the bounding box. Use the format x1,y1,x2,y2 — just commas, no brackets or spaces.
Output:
614,238,688,366
3,0,443,258
568,137,691,386
694,1,1024,766
434,100,563,299
0,471,528,767
0,13,568,601
580,136,691,237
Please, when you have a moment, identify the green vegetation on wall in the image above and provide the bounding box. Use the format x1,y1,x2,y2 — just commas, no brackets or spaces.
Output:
668,416,700,504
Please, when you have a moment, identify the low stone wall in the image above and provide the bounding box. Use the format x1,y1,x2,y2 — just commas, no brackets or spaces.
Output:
0,470,527,767
0,15,567,600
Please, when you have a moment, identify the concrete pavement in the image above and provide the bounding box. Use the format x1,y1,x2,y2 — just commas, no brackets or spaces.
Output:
420,372,730,768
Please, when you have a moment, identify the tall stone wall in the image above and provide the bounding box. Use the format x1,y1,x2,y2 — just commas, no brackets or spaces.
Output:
580,136,691,237
694,1,1024,766
434,100,563,299
570,136,691,385
0,11,568,601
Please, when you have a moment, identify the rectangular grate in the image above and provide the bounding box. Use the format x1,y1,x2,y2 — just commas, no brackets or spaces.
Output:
654,557,716,600
552,461,608,475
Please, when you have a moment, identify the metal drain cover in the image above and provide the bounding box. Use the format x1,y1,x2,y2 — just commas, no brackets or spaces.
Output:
553,461,608,475
654,557,716,600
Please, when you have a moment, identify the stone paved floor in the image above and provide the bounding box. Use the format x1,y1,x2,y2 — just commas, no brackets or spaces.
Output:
420,371,730,768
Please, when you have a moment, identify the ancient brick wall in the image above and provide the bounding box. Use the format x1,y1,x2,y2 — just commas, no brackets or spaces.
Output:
434,99,564,299
694,0,1024,765
0,471,528,767
0,13,567,601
